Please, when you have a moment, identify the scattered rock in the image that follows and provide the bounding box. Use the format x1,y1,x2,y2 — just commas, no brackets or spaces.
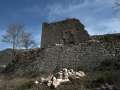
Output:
40,68,86,88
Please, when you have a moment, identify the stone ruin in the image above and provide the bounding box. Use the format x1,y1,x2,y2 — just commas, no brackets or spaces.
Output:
40,68,86,88
41,18,90,48
1,17,120,90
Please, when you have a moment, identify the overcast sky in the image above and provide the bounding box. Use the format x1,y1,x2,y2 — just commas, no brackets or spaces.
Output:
0,0,120,50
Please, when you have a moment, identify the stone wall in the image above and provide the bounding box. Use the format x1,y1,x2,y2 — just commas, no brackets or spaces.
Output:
4,41,120,76
41,18,90,48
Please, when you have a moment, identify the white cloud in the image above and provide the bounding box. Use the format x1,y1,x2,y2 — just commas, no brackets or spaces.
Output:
86,18,120,35
0,29,10,50
46,0,120,35
47,0,113,20
0,29,5,38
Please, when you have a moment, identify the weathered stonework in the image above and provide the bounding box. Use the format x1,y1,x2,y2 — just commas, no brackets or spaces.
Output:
3,19,120,78
41,18,90,48
4,41,120,77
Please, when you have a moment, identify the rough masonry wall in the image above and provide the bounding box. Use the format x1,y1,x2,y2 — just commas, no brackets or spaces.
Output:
41,19,90,48
40,42,111,72
5,41,120,76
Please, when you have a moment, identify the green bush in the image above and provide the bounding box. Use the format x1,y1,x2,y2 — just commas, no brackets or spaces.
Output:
95,58,120,71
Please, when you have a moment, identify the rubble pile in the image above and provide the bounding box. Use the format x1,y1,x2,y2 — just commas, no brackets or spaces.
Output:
40,68,86,88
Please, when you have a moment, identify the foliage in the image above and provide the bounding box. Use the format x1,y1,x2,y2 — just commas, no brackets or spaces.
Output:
99,36,114,42
95,57,120,71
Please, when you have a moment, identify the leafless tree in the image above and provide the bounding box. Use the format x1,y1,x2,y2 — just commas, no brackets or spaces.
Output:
1,24,36,60
21,31,36,49
1,24,24,60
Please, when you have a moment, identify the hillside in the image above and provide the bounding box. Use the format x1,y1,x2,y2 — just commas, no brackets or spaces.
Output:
0,48,13,64
92,33,120,42
0,48,13,72
0,49,24,72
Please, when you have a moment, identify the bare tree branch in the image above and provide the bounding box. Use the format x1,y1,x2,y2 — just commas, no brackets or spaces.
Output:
1,24,24,60
21,31,36,49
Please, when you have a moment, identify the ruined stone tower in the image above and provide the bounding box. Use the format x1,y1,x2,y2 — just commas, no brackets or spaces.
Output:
41,18,90,48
